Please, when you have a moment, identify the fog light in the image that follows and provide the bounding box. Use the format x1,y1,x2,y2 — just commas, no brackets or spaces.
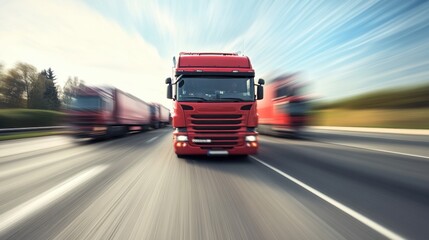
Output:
176,135,188,142
250,142,258,147
176,142,182,147
245,135,257,142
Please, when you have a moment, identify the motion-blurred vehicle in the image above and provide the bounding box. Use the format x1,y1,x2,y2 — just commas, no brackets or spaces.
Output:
67,86,151,139
150,103,170,129
257,74,309,136
166,52,264,157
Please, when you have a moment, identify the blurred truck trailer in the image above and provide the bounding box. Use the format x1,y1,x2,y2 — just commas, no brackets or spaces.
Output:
67,86,151,139
150,103,170,128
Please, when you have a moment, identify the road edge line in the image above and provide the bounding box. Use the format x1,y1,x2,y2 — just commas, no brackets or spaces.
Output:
0,165,108,234
321,142,429,160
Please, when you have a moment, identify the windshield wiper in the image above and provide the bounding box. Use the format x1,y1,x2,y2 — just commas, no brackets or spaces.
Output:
180,96,208,101
216,97,246,102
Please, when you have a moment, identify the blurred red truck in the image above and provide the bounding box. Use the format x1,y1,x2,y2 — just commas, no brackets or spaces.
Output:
67,86,151,138
257,74,309,136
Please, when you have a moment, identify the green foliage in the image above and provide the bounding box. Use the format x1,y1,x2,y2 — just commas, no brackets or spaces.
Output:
313,84,429,110
14,63,38,107
0,69,26,108
0,109,65,128
309,108,429,129
0,63,62,110
41,68,61,110
28,73,46,109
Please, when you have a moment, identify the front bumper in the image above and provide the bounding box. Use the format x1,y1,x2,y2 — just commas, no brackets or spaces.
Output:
173,132,258,156
70,126,107,138
174,142,258,155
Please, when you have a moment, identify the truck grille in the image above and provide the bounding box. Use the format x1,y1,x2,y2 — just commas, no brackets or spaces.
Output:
193,126,241,131
189,114,244,149
191,120,241,125
191,114,241,119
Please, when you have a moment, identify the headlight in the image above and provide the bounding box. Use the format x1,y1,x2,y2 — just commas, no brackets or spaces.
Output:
176,135,188,142
245,135,257,142
93,126,107,131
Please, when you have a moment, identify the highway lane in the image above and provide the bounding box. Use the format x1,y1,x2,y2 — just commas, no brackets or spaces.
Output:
0,128,427,239
258,135,429,240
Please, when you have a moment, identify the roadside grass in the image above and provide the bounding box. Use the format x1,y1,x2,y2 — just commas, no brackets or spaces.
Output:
0,131,68,141
313,83,429,110
0,108,65,128
309,108,429,129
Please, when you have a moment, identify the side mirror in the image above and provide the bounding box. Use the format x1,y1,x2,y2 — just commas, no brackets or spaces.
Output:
258,78,265,85
257,85,264,100
165,77,172,84
167,84,172,99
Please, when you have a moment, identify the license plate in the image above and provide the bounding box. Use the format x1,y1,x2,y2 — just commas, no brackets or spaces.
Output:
208,150,228,155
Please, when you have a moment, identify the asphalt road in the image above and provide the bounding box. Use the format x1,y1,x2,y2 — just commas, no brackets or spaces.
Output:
0,128,428,239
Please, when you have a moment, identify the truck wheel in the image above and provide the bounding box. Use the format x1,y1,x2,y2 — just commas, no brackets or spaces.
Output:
177,154,185,158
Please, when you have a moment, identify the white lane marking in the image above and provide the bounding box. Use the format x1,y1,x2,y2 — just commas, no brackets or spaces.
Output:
0,137,72,158
0,148,97,179
146,136,158,143
260,136,429,160
324,142,429,160
250,156,405,240
0,165,108,234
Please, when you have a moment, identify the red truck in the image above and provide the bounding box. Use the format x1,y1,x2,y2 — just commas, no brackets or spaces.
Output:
166,52,264,157
257,74,309,136
150,103,171,128
68,86,151,138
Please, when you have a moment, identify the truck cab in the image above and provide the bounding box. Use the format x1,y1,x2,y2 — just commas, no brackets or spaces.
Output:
166,52,264,157
68,87,115,138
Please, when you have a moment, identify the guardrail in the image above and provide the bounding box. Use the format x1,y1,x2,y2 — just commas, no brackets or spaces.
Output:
0,126,67,134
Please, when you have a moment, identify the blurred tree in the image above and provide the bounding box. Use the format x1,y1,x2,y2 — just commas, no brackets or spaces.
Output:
14,63,38,108
41,68,61,110
0,68,26,108
62,76,85,108
0,63,4,107
28,72,46,109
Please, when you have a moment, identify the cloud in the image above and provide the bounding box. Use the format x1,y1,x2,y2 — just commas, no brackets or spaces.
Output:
0,0,171,107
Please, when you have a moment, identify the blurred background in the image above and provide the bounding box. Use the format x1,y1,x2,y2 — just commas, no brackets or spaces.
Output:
1,0,428,134
1,2,429,239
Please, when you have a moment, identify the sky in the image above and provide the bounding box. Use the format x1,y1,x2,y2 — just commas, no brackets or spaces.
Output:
1,0,429,108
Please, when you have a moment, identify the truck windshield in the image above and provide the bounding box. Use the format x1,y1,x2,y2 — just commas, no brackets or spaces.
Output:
71,96,102,110
287,101,309,116
176,77,255,102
